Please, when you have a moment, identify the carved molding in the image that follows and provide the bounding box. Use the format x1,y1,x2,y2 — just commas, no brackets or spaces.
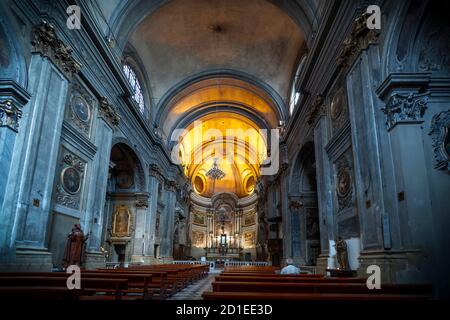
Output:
56,152,86,210
68,82,95,136
307,95,325,125
31,20,81,79
381,93,428,131
335,154,354,213
337,12,379,71
429,110,450,172
98,96,120,127
0,99,22,132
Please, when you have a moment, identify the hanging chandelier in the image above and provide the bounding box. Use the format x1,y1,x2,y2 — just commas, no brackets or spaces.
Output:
205,158,226,181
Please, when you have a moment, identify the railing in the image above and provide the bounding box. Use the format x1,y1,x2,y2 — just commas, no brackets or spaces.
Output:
173,260,215,270
224,261,271,267
204,247,241,254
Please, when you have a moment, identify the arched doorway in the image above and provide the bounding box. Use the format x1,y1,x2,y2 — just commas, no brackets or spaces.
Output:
289,141,320,266
103,142,147,266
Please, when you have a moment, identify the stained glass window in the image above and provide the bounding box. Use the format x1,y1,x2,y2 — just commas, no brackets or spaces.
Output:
123,64,145,114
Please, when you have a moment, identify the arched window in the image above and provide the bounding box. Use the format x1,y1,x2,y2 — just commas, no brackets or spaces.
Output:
289,55,307,115
123,64,145,114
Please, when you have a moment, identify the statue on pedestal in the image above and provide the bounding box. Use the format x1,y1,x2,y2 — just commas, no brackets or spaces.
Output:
62,224,89,268
334,237,349,270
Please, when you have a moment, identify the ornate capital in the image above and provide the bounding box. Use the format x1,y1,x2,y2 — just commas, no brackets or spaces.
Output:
337,12,380,71
31,20,81,79
0,99,22,132
98,96,120,127
429,110,450,172
307,95,325,125
381,93,428,131
289,200,303,212
149,163,161,177
136,198,149,209
165,180,178,192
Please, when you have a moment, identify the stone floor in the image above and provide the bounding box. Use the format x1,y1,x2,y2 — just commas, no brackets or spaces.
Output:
167,273,216,300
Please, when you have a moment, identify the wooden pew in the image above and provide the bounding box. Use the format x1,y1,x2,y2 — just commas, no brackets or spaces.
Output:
210,281,432,295
95,269,170,298
0,263,208,300
0,272,154,299
215,275,365,283
0,287,82,300
202,291,431,301
0,276,128,300
219,272,323,277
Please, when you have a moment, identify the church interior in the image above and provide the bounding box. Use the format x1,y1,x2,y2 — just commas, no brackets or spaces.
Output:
0,0,450,302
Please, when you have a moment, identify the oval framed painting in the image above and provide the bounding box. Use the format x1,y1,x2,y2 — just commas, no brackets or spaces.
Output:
330,89,345,120
61,167,81,194
72,96,91,123
336,168,351,198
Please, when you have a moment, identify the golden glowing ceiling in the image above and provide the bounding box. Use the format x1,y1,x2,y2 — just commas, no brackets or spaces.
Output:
163,79,277,198
176,112,267,197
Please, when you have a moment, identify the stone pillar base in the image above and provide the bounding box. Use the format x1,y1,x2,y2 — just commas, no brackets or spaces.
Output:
357,249,429,284
316,254,329,275
141,256,160,265
0,249,53,272
158,257,174,264
84,252,106,270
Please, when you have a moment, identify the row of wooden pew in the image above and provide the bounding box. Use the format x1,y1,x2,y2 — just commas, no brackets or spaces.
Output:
0,263,209,300
202,266,433,300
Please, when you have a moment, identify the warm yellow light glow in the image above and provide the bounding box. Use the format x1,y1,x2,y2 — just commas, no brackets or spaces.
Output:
177,113,267,197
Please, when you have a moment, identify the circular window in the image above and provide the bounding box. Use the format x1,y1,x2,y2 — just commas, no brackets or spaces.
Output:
245,175,255,194
61,167,81,194
194,175,205,194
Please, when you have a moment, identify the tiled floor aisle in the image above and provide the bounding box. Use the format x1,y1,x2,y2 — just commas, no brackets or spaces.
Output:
167,274,216,300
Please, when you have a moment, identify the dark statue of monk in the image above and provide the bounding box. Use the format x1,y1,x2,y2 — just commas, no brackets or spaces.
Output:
62,224,89,268
334,237,349,270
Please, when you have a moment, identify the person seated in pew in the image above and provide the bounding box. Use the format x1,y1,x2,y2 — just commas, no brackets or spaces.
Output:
279,258,301,275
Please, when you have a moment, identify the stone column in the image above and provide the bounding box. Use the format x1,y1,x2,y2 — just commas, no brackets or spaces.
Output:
159,180,177,261
0,82,31,265
131,194,149,263
280,169,291,262
314,115,333,274
374,74,448,285
83,97,118,269
147,164,161,261
0,21,80,271
288,199,303,265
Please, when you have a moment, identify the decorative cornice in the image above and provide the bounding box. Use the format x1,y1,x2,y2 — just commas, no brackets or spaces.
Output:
381,93,428,131
337,12,380,71
0,80,31,106
307,95,325,125
31,20,81,79
429,110,450,172
98,96,120,127
0,99,22,132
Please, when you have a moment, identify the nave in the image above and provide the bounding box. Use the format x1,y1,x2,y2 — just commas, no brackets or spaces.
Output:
0,0,450,302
